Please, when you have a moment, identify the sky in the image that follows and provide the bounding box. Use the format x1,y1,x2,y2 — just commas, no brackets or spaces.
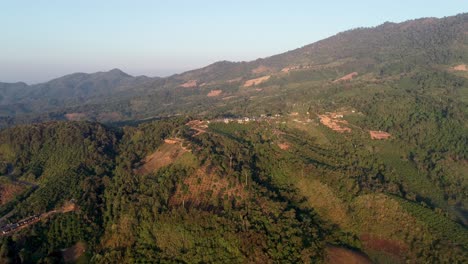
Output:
1,1,467,84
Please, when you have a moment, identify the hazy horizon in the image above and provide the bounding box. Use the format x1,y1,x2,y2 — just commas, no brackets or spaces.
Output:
1,0,467,84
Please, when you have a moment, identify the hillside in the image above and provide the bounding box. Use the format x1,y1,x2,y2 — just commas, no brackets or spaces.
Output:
1,14,467,126
0,118,466,263
0,13,467,263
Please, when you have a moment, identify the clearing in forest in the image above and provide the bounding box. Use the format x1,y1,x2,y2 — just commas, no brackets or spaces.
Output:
318,113,351,133
243,75,270,87
135,140,187,175
453,64,467,71
180,80,197,88
333,72,358,83
369,130,391,140
170,168,247,208
207,90,222,97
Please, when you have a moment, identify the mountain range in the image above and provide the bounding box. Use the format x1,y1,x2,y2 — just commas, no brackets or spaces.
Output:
0,13,466,263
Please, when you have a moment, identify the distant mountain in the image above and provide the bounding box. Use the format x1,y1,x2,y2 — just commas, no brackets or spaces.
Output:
0,69,155,116
1,13,467,124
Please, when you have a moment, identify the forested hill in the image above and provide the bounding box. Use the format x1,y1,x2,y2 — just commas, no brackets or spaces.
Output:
0,13,467,263
0,118,466,262
0,13,467,126
0,69,155,118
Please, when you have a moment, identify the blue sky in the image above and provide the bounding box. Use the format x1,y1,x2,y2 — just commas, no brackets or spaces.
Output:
1,1,467,83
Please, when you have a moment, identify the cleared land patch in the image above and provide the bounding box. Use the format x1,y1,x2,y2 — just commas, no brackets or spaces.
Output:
369,130,391,140
180,80,197,88
318,113,351,133
453,64,467,71
207,90,222,97
243,76,270,87
333,72,358,83
135,141,187,175
169,168,246,208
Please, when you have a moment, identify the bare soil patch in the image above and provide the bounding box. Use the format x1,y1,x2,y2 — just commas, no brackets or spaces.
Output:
243,76,270,87
64,113,87,121
333,72,358,83
180,80,197,88
369,130,391,140
325,246,372,264
277,143,290,150
61,201,78,213
135,142,187,175
62,242,86,263
318,113,351,133
453,64,467,71
207,90,222,97
281,66,298,73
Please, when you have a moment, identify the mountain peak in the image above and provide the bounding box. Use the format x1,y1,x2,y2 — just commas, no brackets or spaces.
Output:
108,68,131,77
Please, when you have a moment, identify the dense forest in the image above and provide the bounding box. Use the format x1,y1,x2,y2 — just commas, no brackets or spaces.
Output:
0,13,467,264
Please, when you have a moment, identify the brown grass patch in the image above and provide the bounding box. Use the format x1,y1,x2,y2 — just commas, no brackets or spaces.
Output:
64,112,87,121
243,76,270,87
169,168,247,208
207,90,222,97
0,183,25,205
180,80,197,88
325,246,372,264
369,130,391,140
453,64,467,71
360,234,407,261
333,72,358,83
135,142,187,175
62,242,86,263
